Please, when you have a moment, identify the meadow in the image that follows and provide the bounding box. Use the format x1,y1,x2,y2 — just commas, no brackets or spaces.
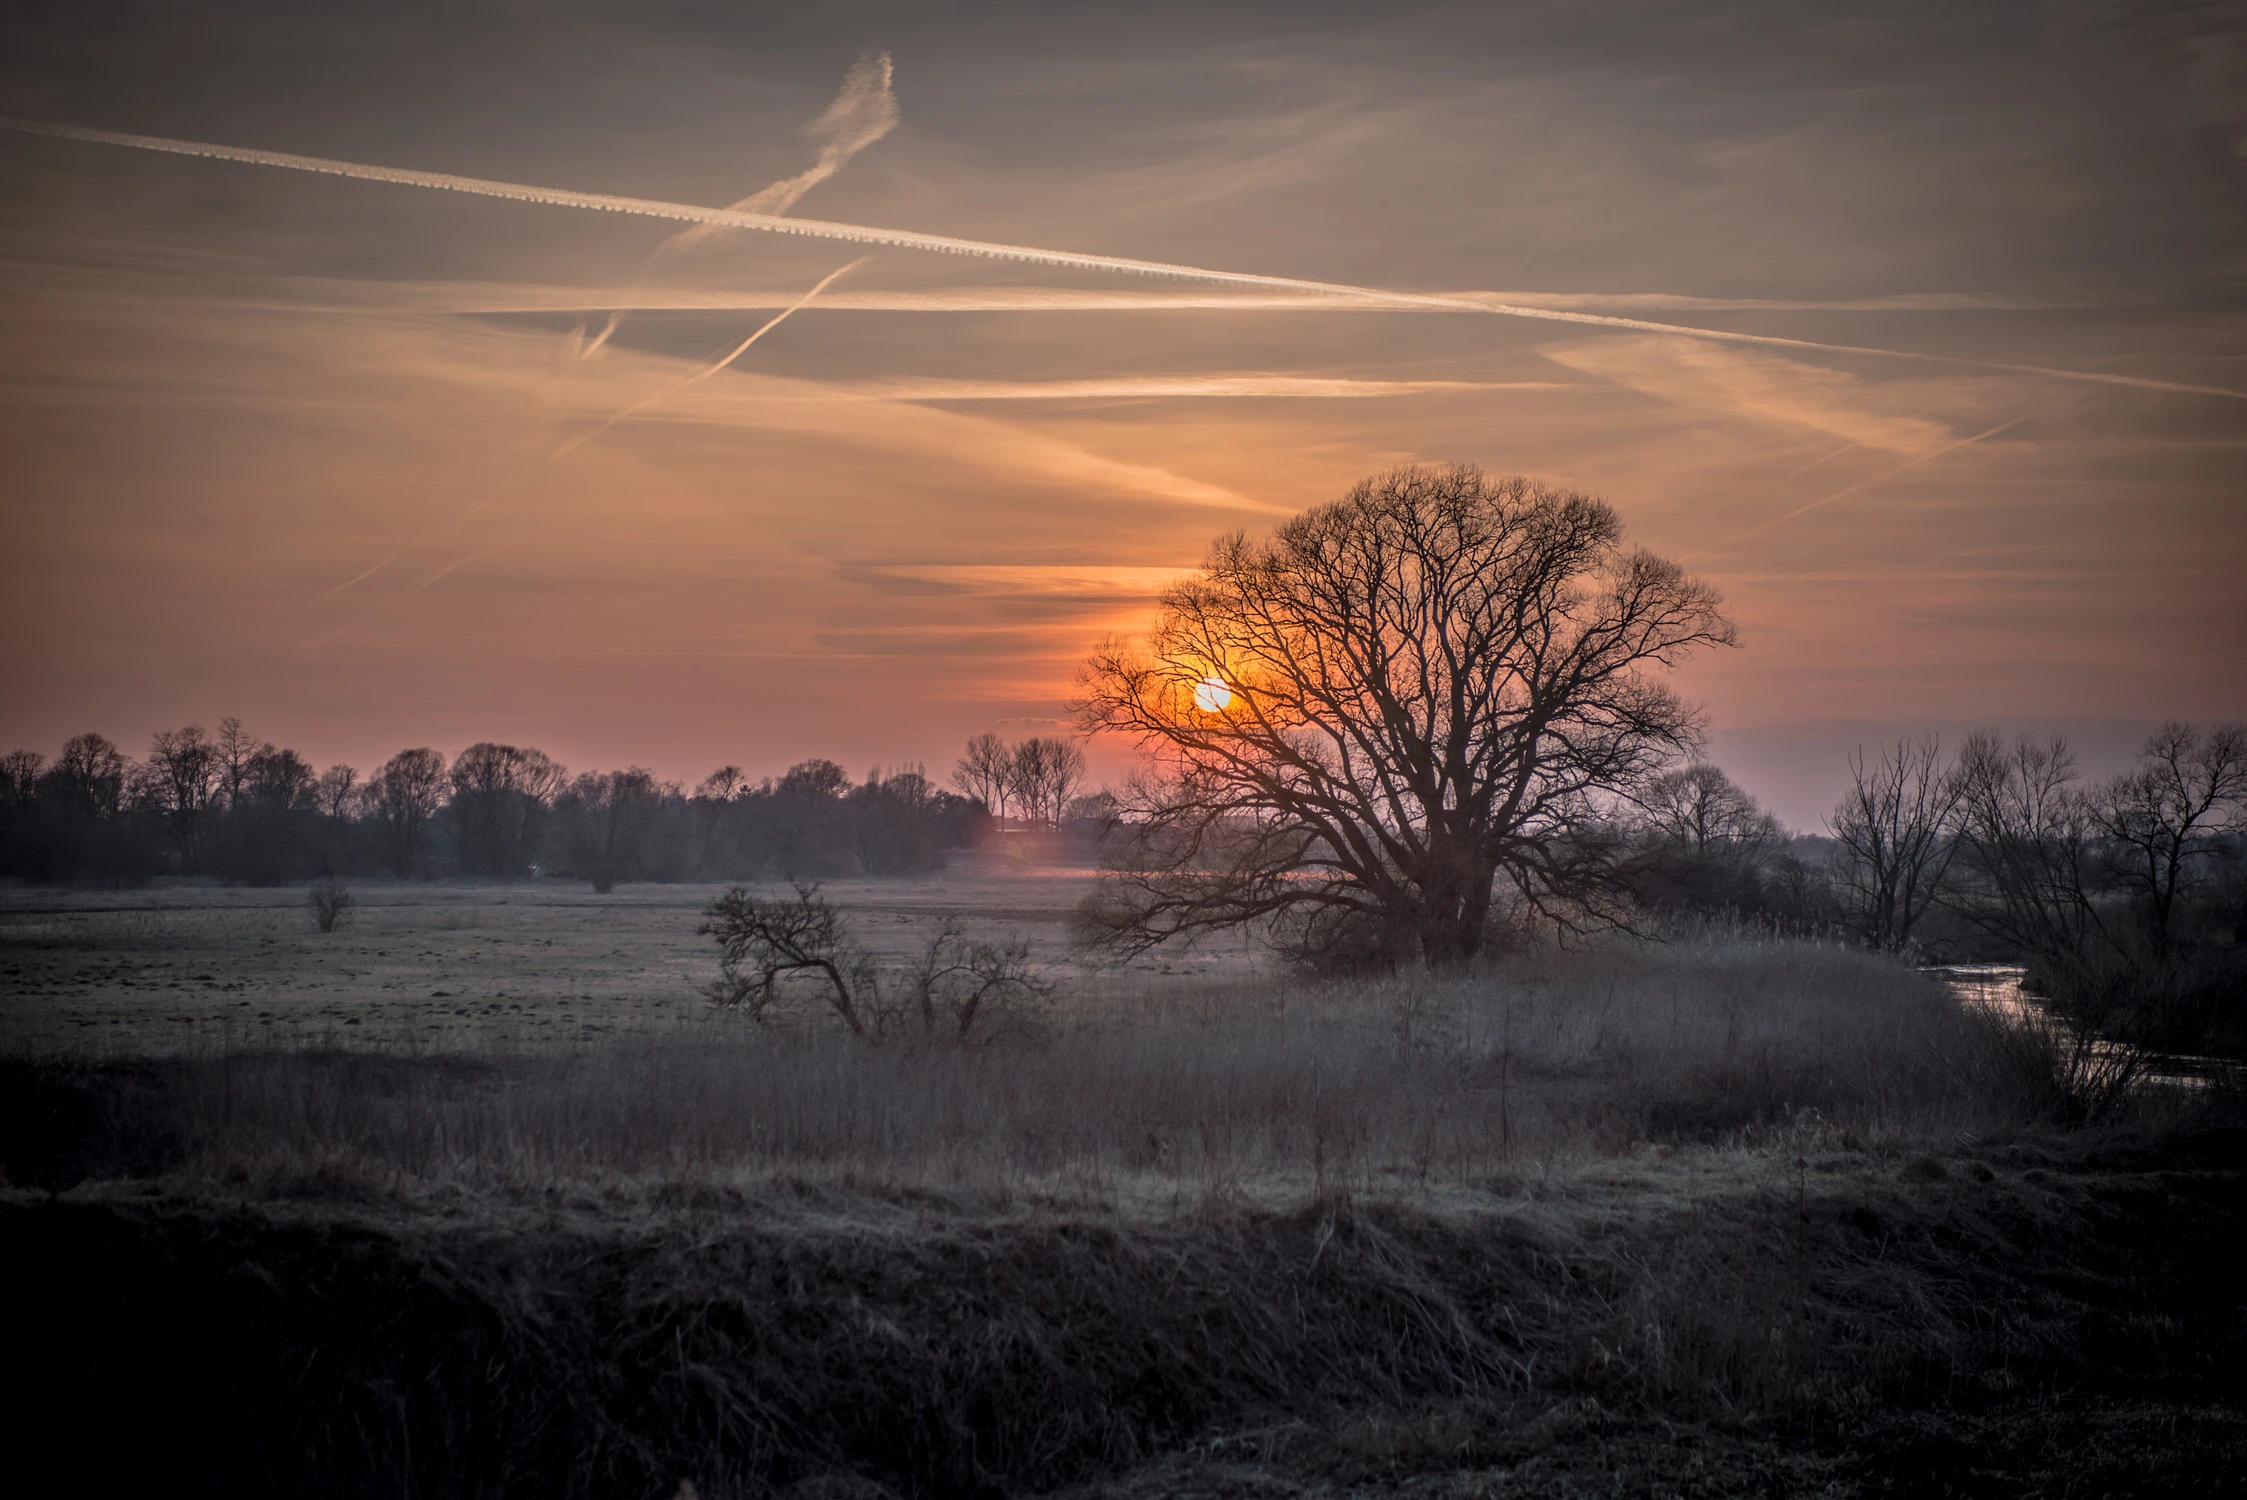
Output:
2,867,2241,1497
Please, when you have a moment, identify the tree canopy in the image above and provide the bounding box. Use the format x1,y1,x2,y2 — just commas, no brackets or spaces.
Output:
1074,464,1736,967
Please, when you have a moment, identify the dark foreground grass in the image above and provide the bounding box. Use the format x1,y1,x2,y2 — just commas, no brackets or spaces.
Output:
3,938,2243,1495
4,1129,2244,1498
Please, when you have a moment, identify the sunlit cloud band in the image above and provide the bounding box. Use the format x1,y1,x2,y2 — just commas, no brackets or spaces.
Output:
6,117,2238,402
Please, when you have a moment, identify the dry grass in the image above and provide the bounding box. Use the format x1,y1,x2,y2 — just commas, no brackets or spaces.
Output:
5,880,2240,1496
7,1127,2242,1498
0,868,1242,1050
5,932,2176,1203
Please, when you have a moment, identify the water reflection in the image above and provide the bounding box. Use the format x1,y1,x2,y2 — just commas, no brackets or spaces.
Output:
1924,964,2236,1091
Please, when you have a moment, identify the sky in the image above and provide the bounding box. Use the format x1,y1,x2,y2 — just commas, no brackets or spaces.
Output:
1,0,2241,828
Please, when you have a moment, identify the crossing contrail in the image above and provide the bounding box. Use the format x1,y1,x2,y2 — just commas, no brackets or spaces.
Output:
550,256,870,460
1693,412,2040,557
5,116,2242,402
660,51,896,254
582,50,895,358
327,257,870,598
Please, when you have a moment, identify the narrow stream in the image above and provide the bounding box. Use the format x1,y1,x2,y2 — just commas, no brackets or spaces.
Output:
1925,964,2238,1090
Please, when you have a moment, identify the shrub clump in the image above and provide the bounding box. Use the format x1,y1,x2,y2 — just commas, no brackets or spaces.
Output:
306,879,353,934
700,882,1050,1040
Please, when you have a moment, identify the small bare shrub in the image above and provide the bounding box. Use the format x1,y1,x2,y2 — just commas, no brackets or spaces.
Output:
702,883,878,1032
306,880,353,934
901,918,1053,1040
701,884,1047,1041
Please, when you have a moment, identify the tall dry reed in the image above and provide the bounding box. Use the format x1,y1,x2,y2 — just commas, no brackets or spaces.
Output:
135,936,2107,1195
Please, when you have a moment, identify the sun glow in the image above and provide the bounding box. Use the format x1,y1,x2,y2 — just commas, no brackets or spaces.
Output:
1193,676,1233,713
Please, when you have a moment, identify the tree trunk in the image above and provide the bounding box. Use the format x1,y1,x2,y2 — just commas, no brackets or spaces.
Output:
1412,861,1499,970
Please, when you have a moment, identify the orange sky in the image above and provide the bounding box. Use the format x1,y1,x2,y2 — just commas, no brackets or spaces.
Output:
2,2,2241,827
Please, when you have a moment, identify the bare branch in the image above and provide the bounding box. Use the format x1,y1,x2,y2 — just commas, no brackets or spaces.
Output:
1073,464,1735,968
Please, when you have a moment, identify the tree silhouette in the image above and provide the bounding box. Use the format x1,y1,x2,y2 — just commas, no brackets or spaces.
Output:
1075,464,1734,968
1827,737,1959,952
365,748,448,878
952,732,1012,820
2094,722,2246,957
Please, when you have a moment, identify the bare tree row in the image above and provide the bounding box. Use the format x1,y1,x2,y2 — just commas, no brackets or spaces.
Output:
950,733,1090,829
1826,725,2245,957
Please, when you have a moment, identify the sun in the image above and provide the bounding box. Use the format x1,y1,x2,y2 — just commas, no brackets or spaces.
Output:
1193,676,1233,713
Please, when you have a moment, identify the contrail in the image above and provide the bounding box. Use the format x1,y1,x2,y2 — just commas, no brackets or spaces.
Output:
1695,413,2038,556
319,548,408,600
417,542,516,591
662,52,896,251
336,256,870,598
432,286,2077,316
468,287,1441,314
1787,441,1861,476
768,374,1566,400
550,255,869,459
8,116,2242,401
582,51,895,358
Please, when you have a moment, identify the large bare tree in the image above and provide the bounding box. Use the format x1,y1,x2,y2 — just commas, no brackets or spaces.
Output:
449,742,565,877
1074,464,1735,967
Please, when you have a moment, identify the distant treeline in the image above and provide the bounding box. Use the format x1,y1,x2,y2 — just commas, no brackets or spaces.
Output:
5,718,2241,993
0,721,1120,890
1610,726,2246,1057
1616,729,2243,941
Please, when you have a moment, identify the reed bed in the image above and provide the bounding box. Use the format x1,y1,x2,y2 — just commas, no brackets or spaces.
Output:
11,935,2159,1199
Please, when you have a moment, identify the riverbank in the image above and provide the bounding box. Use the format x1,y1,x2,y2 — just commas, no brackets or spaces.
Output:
6,1126,2242,1497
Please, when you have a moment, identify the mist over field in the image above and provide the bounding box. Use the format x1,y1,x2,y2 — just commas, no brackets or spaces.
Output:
2,2,2243,1495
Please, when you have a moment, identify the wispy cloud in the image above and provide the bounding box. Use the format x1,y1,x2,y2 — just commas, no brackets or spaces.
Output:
773,375,1563,401
582,52,896,357
1692,412,2041,557
9,117,2238,400
1452,291,2083,313
423,286,2078,317
665,52,897,246
630,372,1276,514
842,563,1199,597
1541,336,1963,454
